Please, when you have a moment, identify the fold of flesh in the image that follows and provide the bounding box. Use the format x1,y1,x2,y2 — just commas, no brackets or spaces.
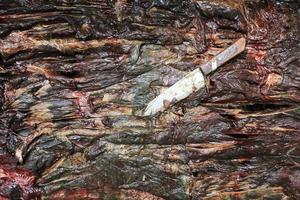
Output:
0,0,299,199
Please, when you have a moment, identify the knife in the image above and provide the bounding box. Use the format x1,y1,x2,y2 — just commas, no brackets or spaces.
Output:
144,37,246,116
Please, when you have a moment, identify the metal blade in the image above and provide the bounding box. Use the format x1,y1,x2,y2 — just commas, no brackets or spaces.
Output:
144,38,246,116
144,68,205,116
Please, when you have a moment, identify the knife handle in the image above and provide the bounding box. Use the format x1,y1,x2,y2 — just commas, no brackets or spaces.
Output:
200,38,246,76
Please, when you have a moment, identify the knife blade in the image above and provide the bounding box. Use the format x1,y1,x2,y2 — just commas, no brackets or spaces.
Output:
144,37,246,116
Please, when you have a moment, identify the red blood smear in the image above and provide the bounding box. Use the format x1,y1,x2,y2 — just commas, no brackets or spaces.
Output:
0,143,40,199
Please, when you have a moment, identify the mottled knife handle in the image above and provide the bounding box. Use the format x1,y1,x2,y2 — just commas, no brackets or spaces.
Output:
200,38,246,75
